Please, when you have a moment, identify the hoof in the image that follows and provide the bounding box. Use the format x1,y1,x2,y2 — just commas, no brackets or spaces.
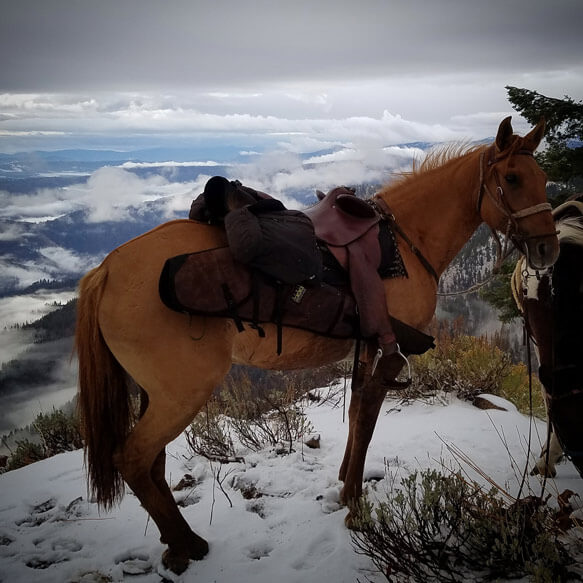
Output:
189,535,209,561
162,549,191,575
162,536,209,574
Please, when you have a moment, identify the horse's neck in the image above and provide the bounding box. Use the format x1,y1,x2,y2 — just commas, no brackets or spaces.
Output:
382,150,483,277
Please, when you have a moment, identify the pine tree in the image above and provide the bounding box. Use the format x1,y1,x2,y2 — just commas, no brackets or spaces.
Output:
506,86,583,194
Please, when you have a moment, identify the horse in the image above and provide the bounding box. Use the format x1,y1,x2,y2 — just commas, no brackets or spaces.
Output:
512,196,583,479
75,117,558,574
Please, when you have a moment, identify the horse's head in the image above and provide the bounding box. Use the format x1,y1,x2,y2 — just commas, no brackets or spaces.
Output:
477,117,559,270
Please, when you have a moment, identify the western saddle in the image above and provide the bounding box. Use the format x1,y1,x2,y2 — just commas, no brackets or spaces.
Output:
189,178,418,378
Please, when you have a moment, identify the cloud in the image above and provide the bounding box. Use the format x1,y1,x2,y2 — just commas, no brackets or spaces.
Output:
119,160,226,169
0,188,79,221
0,0,581,160
0,259,48,291
82,167,168,222
0,91,470,155
0,221,27,241
0,166,188,223
2,0,581,93
2,138,424,228
224,143,422,204
38,247,91,274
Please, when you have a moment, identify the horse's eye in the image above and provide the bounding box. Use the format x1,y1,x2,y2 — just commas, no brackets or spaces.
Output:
505,174,518,184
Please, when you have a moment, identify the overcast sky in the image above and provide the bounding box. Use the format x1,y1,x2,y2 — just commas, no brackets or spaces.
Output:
1,0,582,153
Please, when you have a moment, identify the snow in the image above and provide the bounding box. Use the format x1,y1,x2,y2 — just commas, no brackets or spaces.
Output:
1,392,582,583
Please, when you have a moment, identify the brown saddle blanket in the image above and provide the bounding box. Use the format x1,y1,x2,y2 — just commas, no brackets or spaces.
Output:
159,247,434,355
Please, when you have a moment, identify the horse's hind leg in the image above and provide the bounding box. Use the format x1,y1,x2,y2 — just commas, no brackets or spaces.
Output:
115,395,214,574
135,390,196,550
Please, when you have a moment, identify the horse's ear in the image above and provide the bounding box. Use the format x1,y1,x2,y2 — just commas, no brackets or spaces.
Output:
522,117,546,152
495,116,514,152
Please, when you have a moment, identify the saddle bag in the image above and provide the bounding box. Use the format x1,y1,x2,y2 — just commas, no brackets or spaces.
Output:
224,198,323,286
159,247,358,341
159,247,435,355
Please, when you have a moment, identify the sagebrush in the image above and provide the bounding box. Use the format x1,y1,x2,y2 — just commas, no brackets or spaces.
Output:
351,468,579,582
409,324,545,416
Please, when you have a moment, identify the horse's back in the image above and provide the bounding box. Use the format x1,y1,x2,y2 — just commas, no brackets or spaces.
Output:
108,219,225,265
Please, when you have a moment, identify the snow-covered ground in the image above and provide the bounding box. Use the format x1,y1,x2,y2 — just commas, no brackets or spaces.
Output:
1,392,582,583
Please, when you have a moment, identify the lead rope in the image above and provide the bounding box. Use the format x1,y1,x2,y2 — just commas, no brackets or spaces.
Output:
516,316,536,501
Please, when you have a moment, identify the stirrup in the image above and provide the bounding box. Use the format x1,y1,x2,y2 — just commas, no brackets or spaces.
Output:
371,343,412,385
395,344,412,383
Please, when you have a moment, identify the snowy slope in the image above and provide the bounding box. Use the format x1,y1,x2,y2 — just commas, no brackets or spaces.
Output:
1,393,582,583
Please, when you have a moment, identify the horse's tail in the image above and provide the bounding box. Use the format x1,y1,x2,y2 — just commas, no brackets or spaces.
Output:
75,263,132,509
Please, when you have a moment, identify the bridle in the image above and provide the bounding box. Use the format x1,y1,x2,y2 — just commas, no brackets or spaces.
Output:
476,145,557,257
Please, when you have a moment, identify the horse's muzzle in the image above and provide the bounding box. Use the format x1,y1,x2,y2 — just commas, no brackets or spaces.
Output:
524,235,560,270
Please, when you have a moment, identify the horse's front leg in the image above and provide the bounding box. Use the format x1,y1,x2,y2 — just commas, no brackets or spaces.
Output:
339,379,387,508
339,354,404,523
338,361,367,483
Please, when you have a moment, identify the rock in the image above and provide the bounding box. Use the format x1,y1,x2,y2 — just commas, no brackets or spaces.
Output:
473,394,509,411
305,435,321,449
173,474,197,491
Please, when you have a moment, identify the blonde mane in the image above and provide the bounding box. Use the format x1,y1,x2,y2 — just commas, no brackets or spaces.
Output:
379,142,486,195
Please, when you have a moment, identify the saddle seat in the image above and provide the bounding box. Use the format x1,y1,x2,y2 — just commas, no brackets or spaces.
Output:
302,186,380,272
303,186,379,246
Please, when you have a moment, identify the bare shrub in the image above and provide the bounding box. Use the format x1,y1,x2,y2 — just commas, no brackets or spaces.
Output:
185,368,316,460
223,373,314,454
184,397,239,463
410,334,510,400
33,408,83,456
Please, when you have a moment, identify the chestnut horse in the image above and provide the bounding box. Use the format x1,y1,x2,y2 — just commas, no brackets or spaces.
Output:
512,197,583,479
76,117,558,574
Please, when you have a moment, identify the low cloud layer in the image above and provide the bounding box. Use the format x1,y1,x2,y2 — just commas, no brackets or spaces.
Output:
0,166,199,223
1,141,422,225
